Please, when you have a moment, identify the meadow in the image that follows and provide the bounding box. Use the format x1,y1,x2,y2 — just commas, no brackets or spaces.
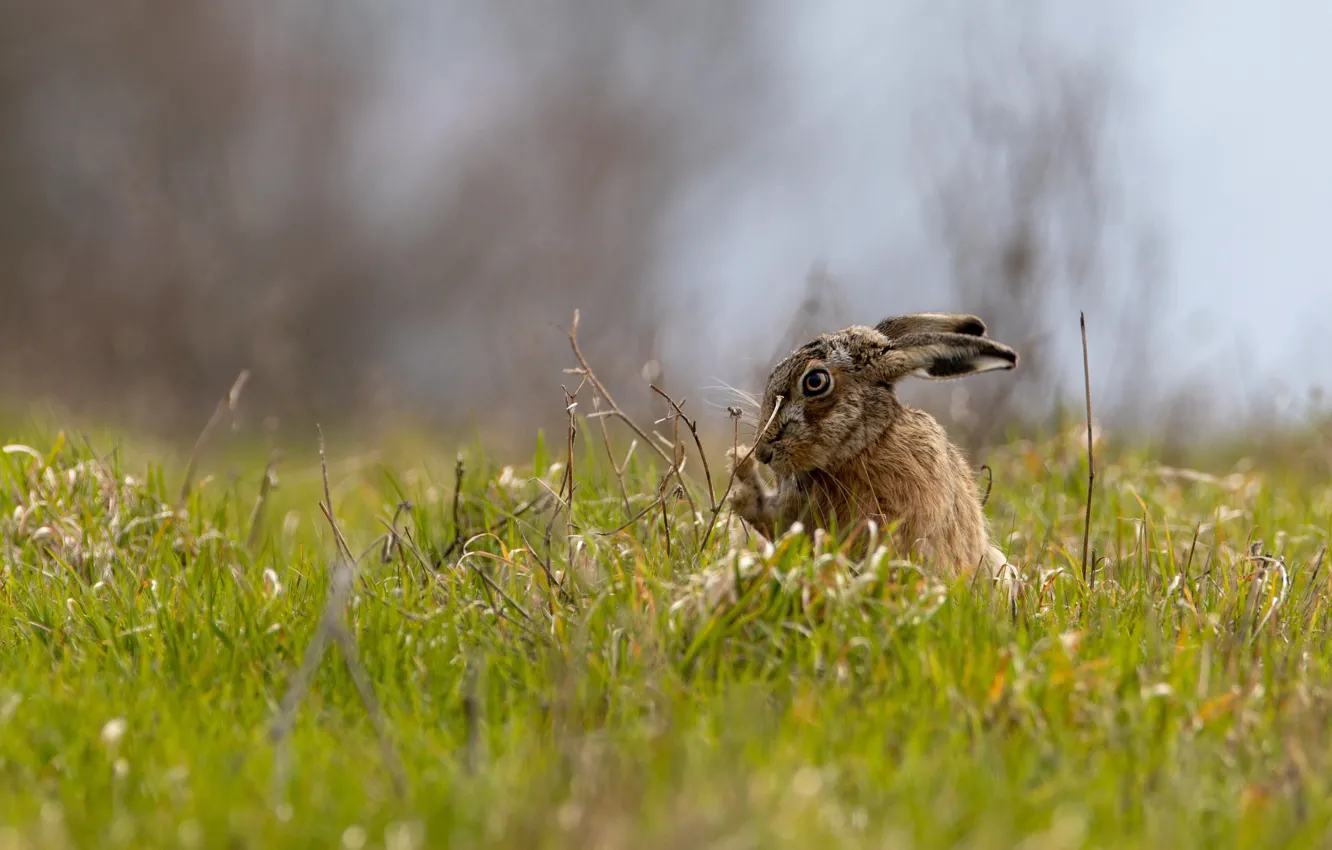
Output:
2,377,1332,849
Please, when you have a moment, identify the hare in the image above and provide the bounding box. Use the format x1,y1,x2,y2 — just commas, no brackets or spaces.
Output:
727,312,1017,579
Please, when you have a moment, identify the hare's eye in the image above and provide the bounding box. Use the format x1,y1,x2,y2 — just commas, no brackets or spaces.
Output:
801,368,832,397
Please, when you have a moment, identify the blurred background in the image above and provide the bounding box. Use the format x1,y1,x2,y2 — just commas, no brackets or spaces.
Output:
2,0,1330,451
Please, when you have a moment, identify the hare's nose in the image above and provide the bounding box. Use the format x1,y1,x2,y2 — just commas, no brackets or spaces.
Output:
755,444,774,465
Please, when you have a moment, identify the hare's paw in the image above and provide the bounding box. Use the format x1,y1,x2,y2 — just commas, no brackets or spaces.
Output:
723,446,781,540
726,443,773,530
726,443,758,480
727,475,763,526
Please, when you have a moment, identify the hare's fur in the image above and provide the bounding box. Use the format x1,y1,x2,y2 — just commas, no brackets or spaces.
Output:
727,313,1017,579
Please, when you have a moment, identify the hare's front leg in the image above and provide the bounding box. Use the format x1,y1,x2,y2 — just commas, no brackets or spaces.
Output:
726,443,778,541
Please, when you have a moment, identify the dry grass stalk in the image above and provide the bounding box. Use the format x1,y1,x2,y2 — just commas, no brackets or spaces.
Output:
1080,312,1096,585
177,370,249,509
269,425,407,800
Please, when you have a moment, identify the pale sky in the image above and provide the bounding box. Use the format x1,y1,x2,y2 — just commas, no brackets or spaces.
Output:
1128,0,1332,405
356,0,1332,424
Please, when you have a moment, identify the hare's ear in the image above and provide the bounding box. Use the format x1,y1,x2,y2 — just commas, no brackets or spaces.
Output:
876,313,987,340
875,332,1017,382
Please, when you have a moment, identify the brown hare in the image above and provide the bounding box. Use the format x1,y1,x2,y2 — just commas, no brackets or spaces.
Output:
727,312,1017,579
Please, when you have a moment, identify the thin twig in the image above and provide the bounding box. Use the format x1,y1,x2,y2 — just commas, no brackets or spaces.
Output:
650,384,717,515
1298,545,1327,629
655,396,699,550
79,432,120,518
441,455,467,560
394,521,547,634
317,429,403,791
660,487,673,558
515,525,569,606
563,382,581,572
538,473,571,556
271,429,407,801
178,370,249,508
588,422,680,544
436,488,546,567
1180,523,1202,583
564,310,670,463
729,406,748,544
594,496,664,537
698,396,784,551
319,521,360,591
593,395,633,517
458,546,538,625
539,383,584,574
316,427,354,564
246,449,282,552
1079,312,1095,585
381,500,412,565
388,506,551,634
380,518,435,579
452,454,464,519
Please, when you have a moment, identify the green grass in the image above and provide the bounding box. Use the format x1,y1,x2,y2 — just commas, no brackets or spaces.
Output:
1,417,1331,849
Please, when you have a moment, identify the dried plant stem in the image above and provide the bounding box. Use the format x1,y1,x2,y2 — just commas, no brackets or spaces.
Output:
658,399,699,549
380,500,412,565
459,548,538,625
728,408,750,544
562,383,581,571
565,310,670,463
1080,312,1096,586
270,426,407,800
595,495,666,537
698,396,784,552
659,488,673,557
651,384,717,515
1299,546,1328,628
563,309,778,557
316,427,354,562
593,395,634,517
245,448,282,551
440,455,467,560
178,370,249,508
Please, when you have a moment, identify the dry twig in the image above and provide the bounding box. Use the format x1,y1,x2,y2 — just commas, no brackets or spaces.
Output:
565,310,670,463
1079,312,1096,585
698,397,784,551
178,370,249,508
269,426,407,800
593,394,635,517
246,448,282,551
441,455,467,560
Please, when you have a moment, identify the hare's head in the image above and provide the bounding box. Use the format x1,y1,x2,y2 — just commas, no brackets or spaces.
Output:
751,313,1017,475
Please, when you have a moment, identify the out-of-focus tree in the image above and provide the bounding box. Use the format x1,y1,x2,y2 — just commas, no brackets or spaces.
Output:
381,1,776,438
0,0,773,440
910,6,1170,450
0,1,382,431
